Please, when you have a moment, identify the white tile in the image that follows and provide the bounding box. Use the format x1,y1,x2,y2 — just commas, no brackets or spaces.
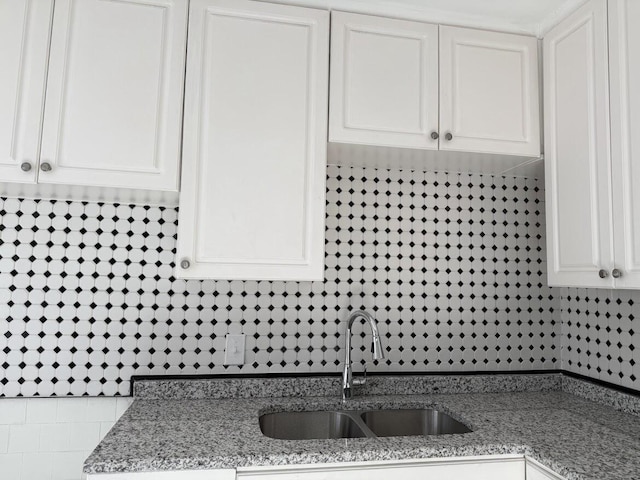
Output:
0,426,9,454
52,451,87,480
0,399,27,425
99,422,115,439
115,398,133,420
39,424,71,453
0,453,23,480
21,452,53,480
68,423,101,452
8,424,41,453
56,399,88,424
26,398,58,424
85,398,117,423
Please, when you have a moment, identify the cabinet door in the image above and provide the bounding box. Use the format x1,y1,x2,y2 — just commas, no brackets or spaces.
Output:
543,0,614,288
609,0,640,289
0,0,53,183
176,0,329,280
38,0,188,191
329,12,439,150
439,26,540,157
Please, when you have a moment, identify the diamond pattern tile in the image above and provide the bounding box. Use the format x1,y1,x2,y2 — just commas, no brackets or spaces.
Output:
0,166,559,396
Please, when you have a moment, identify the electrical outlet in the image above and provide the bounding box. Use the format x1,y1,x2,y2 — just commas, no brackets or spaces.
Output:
224,334,245,366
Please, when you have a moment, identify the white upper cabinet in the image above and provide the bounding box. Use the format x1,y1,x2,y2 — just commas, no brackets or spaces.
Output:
329,13,540,157
36,0,188,191
439,26,540,156
0,0,53,184
609,0,640,288
176,0,329,280
544,0,640,289
329,12,439,150
543,0,618,288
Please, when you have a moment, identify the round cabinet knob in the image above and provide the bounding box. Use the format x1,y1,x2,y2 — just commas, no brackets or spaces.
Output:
40,162,52,172
445,132,453,141
430,131,439,140
180,258,191,269
612,268,623,279
20,161,32,172
598,269,609,279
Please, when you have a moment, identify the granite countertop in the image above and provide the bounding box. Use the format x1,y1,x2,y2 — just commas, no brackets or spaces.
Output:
84,376,640,479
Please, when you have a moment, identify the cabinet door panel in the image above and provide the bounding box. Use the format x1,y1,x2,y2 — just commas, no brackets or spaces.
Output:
176,0,328,280
543,0,614,287
440,26,540,156
609,0,640,288
39,0,187,191
0,0,53,183
329,12,439,150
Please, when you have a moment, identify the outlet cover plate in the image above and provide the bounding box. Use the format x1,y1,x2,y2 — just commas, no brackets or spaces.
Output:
224,334,245,366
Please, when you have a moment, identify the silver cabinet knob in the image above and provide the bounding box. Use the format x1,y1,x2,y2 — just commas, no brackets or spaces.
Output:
430,131,439,140
20,161,32,172
40,162,52,172
599,269,609,279
612,268,623,279
445,132,453,141
180,258,191,269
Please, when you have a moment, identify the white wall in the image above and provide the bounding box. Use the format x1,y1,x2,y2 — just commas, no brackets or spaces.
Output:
0,397,133,480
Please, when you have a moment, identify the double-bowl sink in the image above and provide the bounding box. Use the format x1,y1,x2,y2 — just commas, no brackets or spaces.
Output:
260,408,472,440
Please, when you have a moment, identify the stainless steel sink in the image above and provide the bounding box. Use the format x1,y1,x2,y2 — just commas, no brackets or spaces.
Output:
259,411,367,440
360,408,471,437
259,408,471,440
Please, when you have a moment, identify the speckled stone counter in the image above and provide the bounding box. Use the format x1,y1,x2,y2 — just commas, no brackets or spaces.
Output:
85,376,640,479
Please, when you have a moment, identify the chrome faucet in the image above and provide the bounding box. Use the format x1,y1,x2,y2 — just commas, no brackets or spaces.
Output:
342,310,385,400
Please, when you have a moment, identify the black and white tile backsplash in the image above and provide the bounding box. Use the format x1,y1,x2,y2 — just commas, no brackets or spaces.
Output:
1,165,560,397
561,288,640,390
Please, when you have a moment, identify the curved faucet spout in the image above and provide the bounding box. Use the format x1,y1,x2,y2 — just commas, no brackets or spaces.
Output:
342,310,385,401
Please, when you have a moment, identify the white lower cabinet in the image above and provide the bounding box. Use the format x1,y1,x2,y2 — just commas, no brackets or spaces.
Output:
88,455,570,480
86,471,235,480
525,458,566,480
175,0,329,281
238,456,525,480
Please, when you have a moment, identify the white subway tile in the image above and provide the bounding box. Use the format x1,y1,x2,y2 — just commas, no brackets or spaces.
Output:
0,453,23,480
26,398,59,424
22,452,54,480
86,398,117,422
52,451,87,480
115,398,133,419
99,421,115,439
39,424,71,453
56,398,88,423
68,423,101,452
0,399,27,425
8,424,41,453
0,425,9,454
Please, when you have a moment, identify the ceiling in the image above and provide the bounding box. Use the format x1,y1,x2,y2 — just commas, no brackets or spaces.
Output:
262,0,587,36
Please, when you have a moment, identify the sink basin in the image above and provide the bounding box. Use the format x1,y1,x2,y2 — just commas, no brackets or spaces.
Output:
259,411,367,440
361,408,471,437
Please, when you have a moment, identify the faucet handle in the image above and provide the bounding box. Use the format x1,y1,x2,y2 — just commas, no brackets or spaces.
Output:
352,364,367,387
